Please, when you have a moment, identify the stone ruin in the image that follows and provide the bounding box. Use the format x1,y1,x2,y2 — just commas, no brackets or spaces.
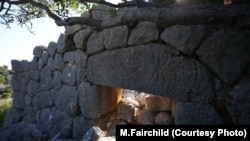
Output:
1,4,250,141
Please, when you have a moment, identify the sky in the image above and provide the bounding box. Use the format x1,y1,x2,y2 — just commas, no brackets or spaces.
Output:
0,0,121,69
0,17,65,69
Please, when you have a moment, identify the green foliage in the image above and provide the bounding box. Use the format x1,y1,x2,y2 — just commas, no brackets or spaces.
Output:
0,99,12,127
0,65,12,99
108,9,118,17
0,75,5,84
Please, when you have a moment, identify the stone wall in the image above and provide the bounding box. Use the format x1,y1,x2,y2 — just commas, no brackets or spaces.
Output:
3,4,250,141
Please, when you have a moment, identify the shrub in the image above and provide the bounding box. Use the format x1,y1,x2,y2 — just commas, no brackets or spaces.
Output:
0,99,12,127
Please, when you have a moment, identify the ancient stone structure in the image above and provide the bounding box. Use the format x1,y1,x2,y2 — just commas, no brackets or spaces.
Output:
2,4,250,141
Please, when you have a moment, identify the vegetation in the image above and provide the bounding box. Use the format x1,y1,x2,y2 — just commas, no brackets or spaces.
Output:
0,65,12,127
1,0,249,32
0,99,12,127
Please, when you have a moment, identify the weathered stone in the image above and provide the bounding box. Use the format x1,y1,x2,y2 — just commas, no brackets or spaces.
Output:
24,95,32,106
30,57,38,70
55,85,79,116
78,82,122,118
128,21,159,45
161,25,206,55
226,74,250,124
107,119,126,136
117,100,135,123
41,51,49,66
40,108,73,138
81,126,106,141
11,60,31,72
144,94,173,112
40,66,54,91
91,4,112,20
76,68,86,84
87,31,104,55
103,26,128,49
123,97,141,108
73,27,92,50
12,91,25,109
47,41,57,57
4,108,22,126
29,70,40,81
33,91,54,111
136,109,155,125
73,113,115,141
73,116,92,141
175,102,225,124
196,29,250,84
53,71,62,89
154,112,174,125
0,122,44,141
61,64,86,86
38,108,51,135
62,64,77,86
65,24,83,36
87,43,214,102
63,49,88,68
53,54,64,71
47,57,54,69
57,33,76,54
37,58,44,70
33,45,46,58
11,72,29,93
22,106,34,117
26,80,39,97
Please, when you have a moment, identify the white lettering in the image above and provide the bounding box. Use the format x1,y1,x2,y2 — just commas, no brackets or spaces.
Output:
120,129,127,136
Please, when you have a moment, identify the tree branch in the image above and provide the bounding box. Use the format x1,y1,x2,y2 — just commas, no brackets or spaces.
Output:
100,5,250,28
55,16,101,27
83,0,152,8
9,0,61,20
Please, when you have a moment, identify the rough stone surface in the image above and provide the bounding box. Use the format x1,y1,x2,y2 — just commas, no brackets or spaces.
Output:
0,122,44,141
12,92,25,109
161,25,205,55
81,126,106,141
87,31,104,55
78,82,122,118
40,66,54,90
62,64,77,86
128,21,159,45
117,100,135,123
55,85,79,116
196,29,250,84
87,43,214,102
47,42,57,57
63,50,87,68
65,25,83,36
144,94,173,112
53,71,62,89
154,112,174,125
5,7,250,140
57,33,76,54
53,54,64,71
226,74,250,124
33,46,46,58
136,109,155,125
26,80,39,97
33,91,54,111
39,108,73,138
73,27,92,50
4,108,22,126
175,102,225,124
103,26,128,49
